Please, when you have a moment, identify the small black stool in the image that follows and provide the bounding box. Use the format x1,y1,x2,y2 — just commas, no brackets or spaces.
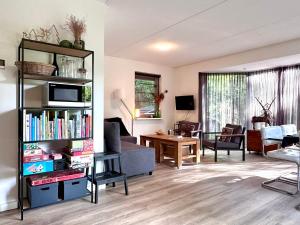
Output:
89,151,128,203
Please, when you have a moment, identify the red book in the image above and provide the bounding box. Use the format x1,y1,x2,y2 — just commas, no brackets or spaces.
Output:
23,154,50,163
71,150,94,156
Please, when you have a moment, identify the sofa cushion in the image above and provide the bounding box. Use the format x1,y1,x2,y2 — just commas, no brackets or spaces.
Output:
104,122,121,153
261,126,283,140
225,124,243,144
219,127,234,142
281,124,297,136
121,136,137,144
104,117,131,136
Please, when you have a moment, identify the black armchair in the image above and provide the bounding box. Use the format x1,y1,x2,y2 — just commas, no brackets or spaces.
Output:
202,124,246,162
174,121,202,138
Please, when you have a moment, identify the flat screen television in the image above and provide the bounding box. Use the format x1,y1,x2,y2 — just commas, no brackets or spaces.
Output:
175,95,195,110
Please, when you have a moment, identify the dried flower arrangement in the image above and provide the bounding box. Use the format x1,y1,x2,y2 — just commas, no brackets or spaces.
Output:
65,15,86,49
23,25,60,44
154,90,168,106
152,90,168,118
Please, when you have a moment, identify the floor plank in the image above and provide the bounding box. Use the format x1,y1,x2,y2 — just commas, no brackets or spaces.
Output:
1,151,300,225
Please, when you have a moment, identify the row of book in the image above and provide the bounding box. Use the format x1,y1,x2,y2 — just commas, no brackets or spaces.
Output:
23,110,92,142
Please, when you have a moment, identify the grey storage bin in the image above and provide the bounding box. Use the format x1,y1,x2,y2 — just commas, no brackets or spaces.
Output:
27,182,58,208
59,177,88,200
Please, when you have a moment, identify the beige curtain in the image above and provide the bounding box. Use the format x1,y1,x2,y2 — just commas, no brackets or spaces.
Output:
247,70,279,128
199,73,247,132
279,66,300,128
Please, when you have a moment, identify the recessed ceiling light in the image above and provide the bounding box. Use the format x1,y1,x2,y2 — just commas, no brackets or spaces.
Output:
151,42,177,52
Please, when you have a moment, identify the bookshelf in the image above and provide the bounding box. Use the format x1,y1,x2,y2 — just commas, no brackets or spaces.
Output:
17,39,94,220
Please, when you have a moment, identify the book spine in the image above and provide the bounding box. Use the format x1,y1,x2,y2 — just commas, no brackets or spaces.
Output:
37,117,40,141
64,111,68,139
25,114,30,142
77,112,82,138
46,111,50,140
23,110,26,141
29,114,32,141
54,111,58,139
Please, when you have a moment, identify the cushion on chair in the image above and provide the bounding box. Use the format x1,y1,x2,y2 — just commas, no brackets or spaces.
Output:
202,139,240,149
225,124,243,144
267,148,300,164
216,141,240,149
281,124,298,136
104,122,121,153
180,123,195,137
261,126,283,140
219,127,234,142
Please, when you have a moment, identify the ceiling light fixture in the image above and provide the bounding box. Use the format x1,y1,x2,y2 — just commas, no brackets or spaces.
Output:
151,42,177,52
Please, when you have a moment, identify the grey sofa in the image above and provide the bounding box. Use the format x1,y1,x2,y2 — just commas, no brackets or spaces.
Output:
104,122,155,177
104,117,137,144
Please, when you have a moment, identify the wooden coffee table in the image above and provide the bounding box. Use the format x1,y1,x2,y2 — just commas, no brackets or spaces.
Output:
140,134,200,168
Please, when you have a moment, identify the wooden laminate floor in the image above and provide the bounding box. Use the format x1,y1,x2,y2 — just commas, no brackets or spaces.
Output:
1,151,300,225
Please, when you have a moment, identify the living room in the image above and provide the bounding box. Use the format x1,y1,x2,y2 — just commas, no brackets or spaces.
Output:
1,0,300,224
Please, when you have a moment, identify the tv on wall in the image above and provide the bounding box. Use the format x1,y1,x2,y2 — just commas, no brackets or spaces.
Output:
175,95,195,110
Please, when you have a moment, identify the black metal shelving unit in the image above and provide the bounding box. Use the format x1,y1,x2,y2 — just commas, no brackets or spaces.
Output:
17,39,95,220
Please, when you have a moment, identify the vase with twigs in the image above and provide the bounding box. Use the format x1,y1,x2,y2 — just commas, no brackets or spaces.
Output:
65,15,86,49
153,90,168,118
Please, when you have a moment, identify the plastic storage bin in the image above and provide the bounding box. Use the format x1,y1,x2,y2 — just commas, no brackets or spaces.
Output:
27,182,58,208
59,177,87,200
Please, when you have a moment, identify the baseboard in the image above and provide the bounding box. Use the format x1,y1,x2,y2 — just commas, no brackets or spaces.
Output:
0,200,18,212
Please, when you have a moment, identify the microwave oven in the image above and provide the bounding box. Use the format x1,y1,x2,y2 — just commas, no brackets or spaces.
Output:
43,82,88,107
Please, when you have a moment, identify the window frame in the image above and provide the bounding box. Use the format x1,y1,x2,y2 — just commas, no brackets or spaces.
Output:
135,71,161,118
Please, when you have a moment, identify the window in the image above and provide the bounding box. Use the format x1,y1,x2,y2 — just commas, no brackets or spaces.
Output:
135,72,160,118
199,73,247,132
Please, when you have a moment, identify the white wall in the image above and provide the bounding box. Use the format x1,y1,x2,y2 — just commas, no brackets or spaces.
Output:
104,56,175,139
174,38,300,124
0,0,105,212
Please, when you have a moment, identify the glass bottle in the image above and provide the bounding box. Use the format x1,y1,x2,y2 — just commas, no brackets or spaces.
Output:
51,53,59,76
66,60,74,78
58,56,66,77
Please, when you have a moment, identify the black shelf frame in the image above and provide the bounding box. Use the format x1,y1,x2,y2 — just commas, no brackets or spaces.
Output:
17,39,95,220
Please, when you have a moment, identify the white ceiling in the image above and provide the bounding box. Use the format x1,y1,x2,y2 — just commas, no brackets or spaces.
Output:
214,54,300,72
105,0,300,68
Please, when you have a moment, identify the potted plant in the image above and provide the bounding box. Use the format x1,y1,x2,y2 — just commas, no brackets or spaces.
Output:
65,15,86,49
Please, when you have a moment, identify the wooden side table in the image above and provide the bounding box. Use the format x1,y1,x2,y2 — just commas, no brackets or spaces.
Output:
247,130,279,153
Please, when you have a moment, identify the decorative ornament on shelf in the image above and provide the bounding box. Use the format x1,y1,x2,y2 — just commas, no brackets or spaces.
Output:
251,96,276,129
65,15,86,50
23,24,60,44
153,90,168,118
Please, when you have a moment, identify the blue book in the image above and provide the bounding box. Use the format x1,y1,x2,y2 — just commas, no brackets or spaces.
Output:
31,117,35,141
54,111,58,139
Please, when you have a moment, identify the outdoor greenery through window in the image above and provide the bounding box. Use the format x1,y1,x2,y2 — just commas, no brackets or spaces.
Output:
135,72,160,118
200,74,247,132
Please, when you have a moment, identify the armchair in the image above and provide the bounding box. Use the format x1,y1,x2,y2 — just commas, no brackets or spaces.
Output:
202,124,246,162
174,121,202,138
